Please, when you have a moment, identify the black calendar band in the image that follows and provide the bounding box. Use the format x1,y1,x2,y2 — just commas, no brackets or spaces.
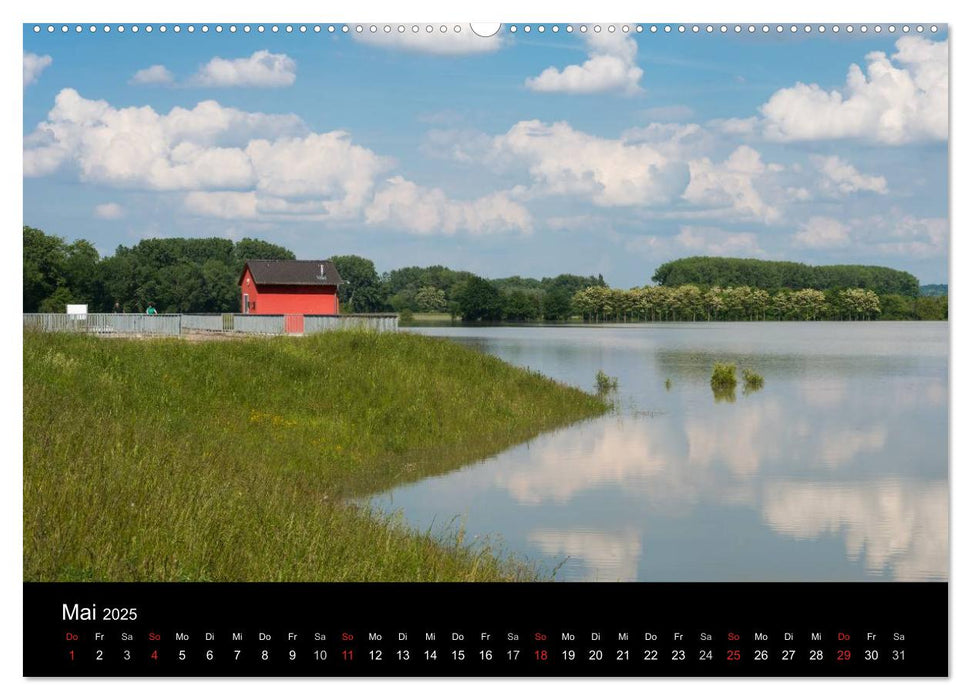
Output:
24,582,947,677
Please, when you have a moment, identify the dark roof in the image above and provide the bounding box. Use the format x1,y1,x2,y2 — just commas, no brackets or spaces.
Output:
241,260,344,287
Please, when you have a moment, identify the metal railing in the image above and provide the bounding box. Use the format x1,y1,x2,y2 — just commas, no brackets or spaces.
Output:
305,314,398,334
23,313,182,336
231,314,287,335
24,313,398,336
180,314,226,332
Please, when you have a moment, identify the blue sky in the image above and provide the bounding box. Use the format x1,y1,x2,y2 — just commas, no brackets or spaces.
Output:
23,24,949,286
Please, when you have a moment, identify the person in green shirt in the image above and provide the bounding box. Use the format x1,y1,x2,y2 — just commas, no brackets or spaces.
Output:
146,304,157,315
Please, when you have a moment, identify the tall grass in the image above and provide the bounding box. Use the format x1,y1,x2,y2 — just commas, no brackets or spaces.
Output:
710,362,737,389
24,330,606,582
742,369,765,393
595,370,618,392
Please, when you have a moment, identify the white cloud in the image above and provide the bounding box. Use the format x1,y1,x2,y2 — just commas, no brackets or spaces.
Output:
493,120,688,206
675,225,764,256
813,155,888,195
23,89,308,190
420,128,494,164
789,212,946,257
130,65,175,86
183,192,259,219
245,132,392,215
353,27,503,55
525,32,643,95
24,52,52,87
191,50,297,88
364,176,532,235
626,225,764,259
793,216,850,249
26,89,524,236
859,213,947,258
620,122,714,159
24,89,382,220
94,202,124,219
684,146,781,223
710,116,758,136
759,37,947,144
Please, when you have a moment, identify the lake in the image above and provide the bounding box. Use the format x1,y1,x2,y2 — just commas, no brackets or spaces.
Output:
368,322,948,582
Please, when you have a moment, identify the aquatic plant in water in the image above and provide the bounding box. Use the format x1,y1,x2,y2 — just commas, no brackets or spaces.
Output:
742,369,764,393
710,362,737,389
596,369,619,392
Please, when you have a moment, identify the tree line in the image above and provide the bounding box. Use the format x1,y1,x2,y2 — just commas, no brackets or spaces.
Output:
571,284,946,322
652,256,920,296
23,226,945,321
22,226,604,318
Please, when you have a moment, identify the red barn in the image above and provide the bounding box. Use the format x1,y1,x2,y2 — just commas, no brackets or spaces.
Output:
238,260,343,315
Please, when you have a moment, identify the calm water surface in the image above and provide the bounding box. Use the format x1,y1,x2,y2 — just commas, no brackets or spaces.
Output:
369,322,948,582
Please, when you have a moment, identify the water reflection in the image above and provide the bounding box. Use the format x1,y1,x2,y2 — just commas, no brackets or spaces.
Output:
762,480,947,580
371,323,947,581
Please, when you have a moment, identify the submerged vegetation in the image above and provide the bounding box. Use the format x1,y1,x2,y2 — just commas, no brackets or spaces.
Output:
595,370,619,392
710,363,738,403
708,363,764,402
710,363,738,390
742,369,765,393
24,330,607,582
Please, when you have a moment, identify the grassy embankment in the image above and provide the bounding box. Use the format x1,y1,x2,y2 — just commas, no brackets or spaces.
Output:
24,330,606,582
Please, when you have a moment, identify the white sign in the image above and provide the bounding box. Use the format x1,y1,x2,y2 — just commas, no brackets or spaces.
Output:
66,304,88,319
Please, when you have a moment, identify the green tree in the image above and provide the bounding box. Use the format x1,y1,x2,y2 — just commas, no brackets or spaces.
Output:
414,286,447,312
542,288,573,321
24,226,68,312
458,275,504,322
234,238,295,265
503,290,541,321
330,255,384,312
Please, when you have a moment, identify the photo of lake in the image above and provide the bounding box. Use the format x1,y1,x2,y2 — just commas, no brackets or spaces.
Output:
371,322,948,582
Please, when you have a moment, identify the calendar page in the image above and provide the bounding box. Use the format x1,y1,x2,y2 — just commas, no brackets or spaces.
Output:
21,17,949,678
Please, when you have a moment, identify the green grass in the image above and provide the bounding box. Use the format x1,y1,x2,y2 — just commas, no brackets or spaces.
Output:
710,362,737,389
710,362,737,404
24,330,607,582
742,369,765,393
595,370,618,392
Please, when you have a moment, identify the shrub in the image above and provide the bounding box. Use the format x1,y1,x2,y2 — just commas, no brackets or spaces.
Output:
742,369,764,392
596,370,619,392
710,362,737,389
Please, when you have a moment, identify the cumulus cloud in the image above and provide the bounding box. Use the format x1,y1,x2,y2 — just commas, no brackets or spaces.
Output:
26,89,524,236
759,37,947,144
191,50,297,87
675,225,764,256
683,146,781,223
858,213,947,258
493,120,688,206
24,52,52,87
789,212,946,257
23,89,310,189
793,216,851,249
813,155,888,195
626,225,764,259
94,202,124,219
620,122,715,159
353,27,503,55
525,32,643,95
130,65,175,86
364,176,532,235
